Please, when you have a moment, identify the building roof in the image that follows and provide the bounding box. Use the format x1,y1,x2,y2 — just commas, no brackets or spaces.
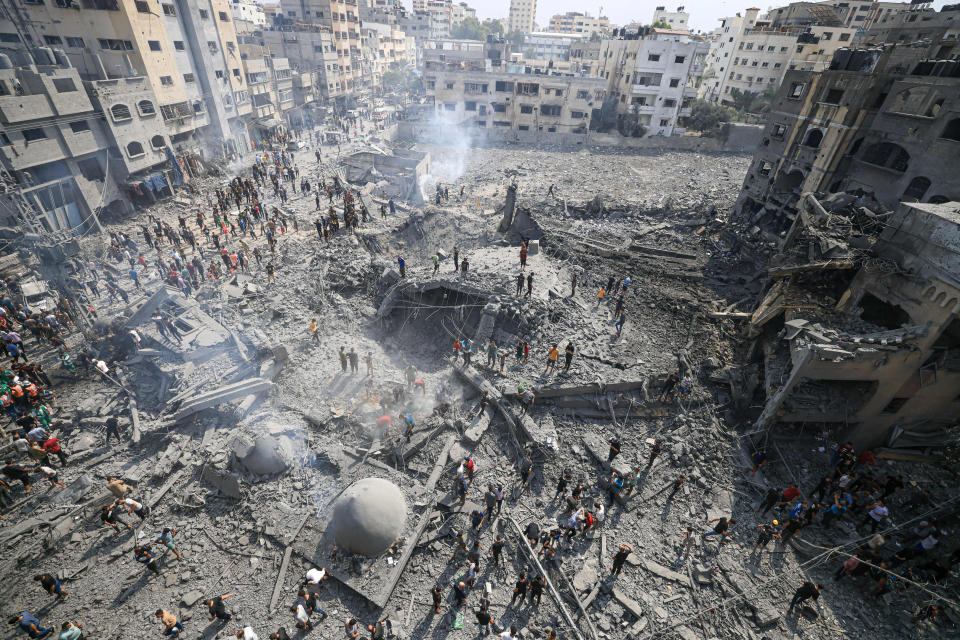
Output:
652,28,693,35
909,201,960,226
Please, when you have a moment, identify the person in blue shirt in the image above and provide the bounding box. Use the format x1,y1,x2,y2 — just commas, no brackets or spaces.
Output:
10,611,51,638
397,255,406,277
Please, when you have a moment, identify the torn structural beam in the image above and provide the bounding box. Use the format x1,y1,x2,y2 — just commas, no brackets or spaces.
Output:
453,365,550,450
173,377,273,423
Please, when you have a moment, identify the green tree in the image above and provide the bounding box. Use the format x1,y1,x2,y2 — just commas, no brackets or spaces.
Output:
504,30,525,47
619,104,648,138
591,95,619,133
381,71,405,91
729,88,762,113
651,20,671,29
682,99,735,136
452,16,488,40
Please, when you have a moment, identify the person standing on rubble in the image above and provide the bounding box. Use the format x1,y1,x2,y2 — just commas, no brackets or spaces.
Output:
545,344,559,374
348,348,359,374
514,273,524,296
397,255,405,278
519,242,528,270
615,310,626,338
611,543,633,576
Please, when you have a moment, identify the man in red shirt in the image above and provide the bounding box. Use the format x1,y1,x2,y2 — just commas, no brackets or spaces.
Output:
778,483,800,509
42,436,68,467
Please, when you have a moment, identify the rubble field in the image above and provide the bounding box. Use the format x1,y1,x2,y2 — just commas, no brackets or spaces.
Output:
1,140,952,640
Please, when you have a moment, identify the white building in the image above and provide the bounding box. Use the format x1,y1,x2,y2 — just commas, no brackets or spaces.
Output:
653,6,690,30
451,2,477,27
701,5,857,104
508,0,537,34
230,0,267,30
524,32,589,62
597,30,709,137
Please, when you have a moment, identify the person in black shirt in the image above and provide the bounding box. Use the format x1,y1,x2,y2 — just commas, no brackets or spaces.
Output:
787,582,822,612
648,440,663,467
453,581,468,607
525,522,540,547
490,535,506,568
430,585,442,614
758,487,781,515
475,608,494,636
207,594,234,622
270,628,291,640
607,435,621,462
668,475,685,500
467,541,481,570
554,472,570,499
510,573,528,605
612,543,633,575
134,545,160,575
34,574,66,598
530,575,544,606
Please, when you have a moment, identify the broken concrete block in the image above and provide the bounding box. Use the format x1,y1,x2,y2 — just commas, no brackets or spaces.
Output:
643,560,690,586
612,588,644,619
53,475,95,504
181,589,204,607
572,558,598,592
201,465,242,498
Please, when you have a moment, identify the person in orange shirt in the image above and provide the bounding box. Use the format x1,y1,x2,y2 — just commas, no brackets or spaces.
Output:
545,344,559,374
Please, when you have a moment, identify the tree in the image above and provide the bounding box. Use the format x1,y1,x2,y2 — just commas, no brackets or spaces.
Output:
651,20,671,29
381,71,405,91
619,104,648,138
504,30,525,47
452,18,505,41
682,99,735,136
729,88,762,113
591,95,619,133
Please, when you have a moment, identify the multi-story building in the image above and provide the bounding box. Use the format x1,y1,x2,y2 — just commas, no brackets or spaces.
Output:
523,32,589,62
596,29,709,136
816,0,915,35
652,6,691,30
701,5,858,104
0,53,128,231
260,28,344,103
508,0,537,35
230,0,268,33
865,3,959,54
450,2,476,27
570,39,602,76
736,41,959,225
0,0,252,164
278,0,366,98
547,12,611,36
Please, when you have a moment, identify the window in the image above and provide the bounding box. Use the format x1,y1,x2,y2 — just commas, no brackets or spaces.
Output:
183,73,195,83
752,60,758,66
43,35,63,45
218,11,229,20
663,99,676,107
648,54,660,62
445,82,454,89
23,128,48,141
758,161,772,176
137,100,155,116
65,37,84,48
824,89,844,104
902,176,931,202
861,142,910,172
570,110,586,119
162,3,175,15
232,68,241,78
174,41,184,51
493,103,506,113
788,82,806,99
669,78,680,88
839,33,850,41
941,119,960,141
110,104,132,121
660,119,670,126
159,75,173,86
98,38,133,50
443,103,455,111
215,70,224,79
804,128,823,148
495,81,514,92
821,32,833,40
780,46,788,52
774,63,782,69
207,41,218,52
576,90,590,100
199,9,208,18
493,121,510,127
464,101,477,111
126,141,145,157
745,43,753,50
151,134,165,149
148,40,162,52
520,105,534,114
541,104,561,116
518,125,529,131
81,0,120,8
69,120,90,133
674,55,685,63
771,123,787,138
761,62,769,67
134,0,149,12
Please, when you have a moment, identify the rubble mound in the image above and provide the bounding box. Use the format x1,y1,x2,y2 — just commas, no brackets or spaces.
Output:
330,477,407,556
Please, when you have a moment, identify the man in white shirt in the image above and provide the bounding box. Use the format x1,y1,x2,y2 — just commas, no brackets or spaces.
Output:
500,625,519,639
862,500,889,533
123,497,150,520
305,567,328,586
236,627,259,640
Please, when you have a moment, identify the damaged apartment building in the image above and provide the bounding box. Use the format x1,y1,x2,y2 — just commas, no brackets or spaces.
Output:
733,6,960,455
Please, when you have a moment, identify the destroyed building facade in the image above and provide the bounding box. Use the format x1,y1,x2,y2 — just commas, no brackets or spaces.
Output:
736,38,960,228
749,194,960,451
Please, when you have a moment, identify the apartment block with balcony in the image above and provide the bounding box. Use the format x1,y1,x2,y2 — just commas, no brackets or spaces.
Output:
597,30,709,136
426,69,606,139
523,32,589,63
508,0,537,35
0,54,127,231
260,28,344,102
547,12,611,37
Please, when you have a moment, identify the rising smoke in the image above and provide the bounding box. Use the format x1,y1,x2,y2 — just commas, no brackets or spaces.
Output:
417,109,480,200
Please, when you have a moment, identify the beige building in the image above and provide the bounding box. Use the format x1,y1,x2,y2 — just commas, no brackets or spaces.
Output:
652,6,691,30
508,0,537,34
547,12,611,36
260,29,345,102
0,0,252,162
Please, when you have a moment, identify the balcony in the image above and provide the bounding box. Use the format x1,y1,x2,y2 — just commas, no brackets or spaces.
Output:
0,94,54,124
0,138,65,171
63,128,106,157
632,84,661,93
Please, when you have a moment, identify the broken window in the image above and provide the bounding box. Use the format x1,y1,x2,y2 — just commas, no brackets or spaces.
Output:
110,104,132,121
941,118,960,141
788,82,806,99
823,89,843,104
858,292,911,329
881,397,909,414
861,142,910,172
902,176,931,202
126,141,145,157
803,128,823,148
771,123,787,138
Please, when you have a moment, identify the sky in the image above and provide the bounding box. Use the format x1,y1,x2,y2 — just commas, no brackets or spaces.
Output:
470,0,952,34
